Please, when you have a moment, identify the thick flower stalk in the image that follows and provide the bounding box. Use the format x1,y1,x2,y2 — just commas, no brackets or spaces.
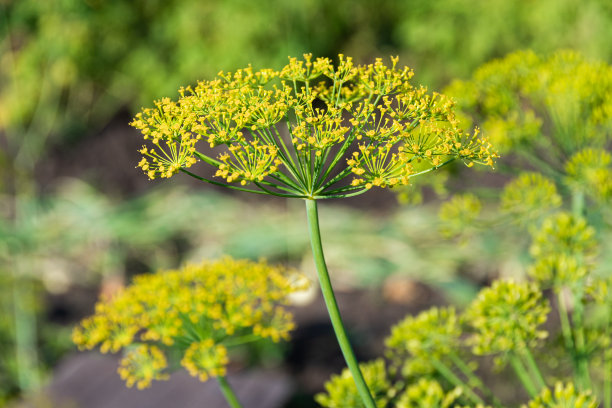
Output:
131,54,497,408
73,258,306,407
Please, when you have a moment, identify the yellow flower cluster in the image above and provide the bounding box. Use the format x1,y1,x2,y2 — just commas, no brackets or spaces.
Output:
73,257,307,388
132,97,202,179
315,359,391,408
386,307,461,362
566,148,612,203
522,382,598,408
500,172,562,221
396,378,462,408
181,339,229,382
446,50,612,158
118,345,169,389
132,54,497,198
528,212,598,288
438,193,482,238
463,280,550,356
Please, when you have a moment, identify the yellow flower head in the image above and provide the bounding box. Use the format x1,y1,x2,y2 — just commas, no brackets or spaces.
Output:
464,279,550,358
73,257,308,388
132,55,497,199
522,382,598,408
446,50,612,161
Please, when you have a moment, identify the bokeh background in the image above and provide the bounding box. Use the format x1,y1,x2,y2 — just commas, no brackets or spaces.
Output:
1,0,612,406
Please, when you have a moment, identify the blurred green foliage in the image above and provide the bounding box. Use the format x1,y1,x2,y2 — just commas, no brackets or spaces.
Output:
417,48,612,408
0,179,493,404
2,0,612,144
394,0,612,86
1,0,612,404
319,207,611,406
439,50,612,277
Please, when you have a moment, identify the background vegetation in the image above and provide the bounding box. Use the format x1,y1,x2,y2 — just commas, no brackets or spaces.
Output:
1,0,612,405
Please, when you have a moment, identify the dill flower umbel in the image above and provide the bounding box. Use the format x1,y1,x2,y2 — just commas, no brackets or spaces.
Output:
500,172,562,221
132,54,497,199
386,307,461,368
463,279,550,357
446,50,612,158
130,54,499,408
565,148,612,203
522,382,599,408
396,378,463,408
315,359,391,408
73,257,307,389
528,212,598,288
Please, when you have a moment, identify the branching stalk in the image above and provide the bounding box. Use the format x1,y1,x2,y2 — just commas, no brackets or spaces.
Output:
509,354,538,398
520,348,547,392
557,289,576,356
572,292,592,390
431,357,486,406
449,352,502,407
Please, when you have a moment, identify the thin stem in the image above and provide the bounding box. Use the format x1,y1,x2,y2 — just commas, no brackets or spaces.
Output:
180,169,268,195
605,310,612,408
520,348,547,392
217,376,243,408
267,126,309,190
194,150,223,167
266,172,305,193
314,188,370,200
557,289,576,355
409,158,455,178
430,358,486,406
509,353,538,398
449,352,502,407
304,199,377,408
12,276,40,392
253,182,305,198
220,334,261,348
557,288,586,387
318,184,364,196
570,191,591,390
573,295,592,389
572,191,586,218
316,93,380,186
315,166,355,194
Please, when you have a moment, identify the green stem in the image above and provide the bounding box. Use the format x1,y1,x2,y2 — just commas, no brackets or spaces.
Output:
12,275,40,393
221,334,261,347
570,191,591,390
315,188,370,200
304,199,377,408
217,376,243,408
557,290,576,355
449,353,502,407
605,311,612,408
572,191,585,218
573,295,592,390
520,348,547,392
431,358,486,406
509,353,538,398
